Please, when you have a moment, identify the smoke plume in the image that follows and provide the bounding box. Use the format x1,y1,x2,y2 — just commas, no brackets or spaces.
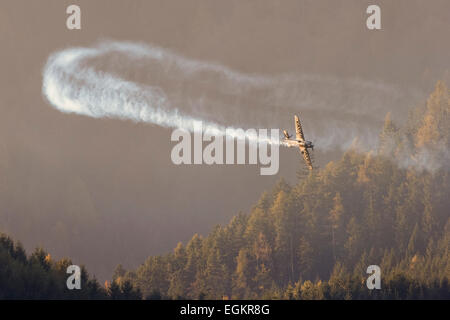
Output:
42,40,422,150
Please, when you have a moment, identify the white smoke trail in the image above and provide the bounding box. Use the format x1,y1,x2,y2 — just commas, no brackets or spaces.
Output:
42,40,422,150
42,42,281,145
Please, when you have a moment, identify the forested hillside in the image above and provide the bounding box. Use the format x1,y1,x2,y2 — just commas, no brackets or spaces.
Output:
0,82,448,299
120,82,450,299
0,233,141,299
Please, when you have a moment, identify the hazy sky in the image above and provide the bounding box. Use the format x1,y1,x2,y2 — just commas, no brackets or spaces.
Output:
0,0,449,280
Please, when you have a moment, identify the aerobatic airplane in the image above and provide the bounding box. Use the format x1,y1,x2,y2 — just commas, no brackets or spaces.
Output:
283,115,314,170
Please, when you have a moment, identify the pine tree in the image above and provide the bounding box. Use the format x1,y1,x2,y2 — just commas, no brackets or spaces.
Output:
329,192,344,262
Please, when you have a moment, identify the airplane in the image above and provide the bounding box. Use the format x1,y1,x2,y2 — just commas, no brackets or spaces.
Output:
283,115,314,170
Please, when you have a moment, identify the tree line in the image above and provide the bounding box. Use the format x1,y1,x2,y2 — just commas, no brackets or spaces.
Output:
0,233,141,299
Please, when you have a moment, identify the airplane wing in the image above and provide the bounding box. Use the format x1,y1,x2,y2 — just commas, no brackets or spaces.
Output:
295,115,305,141
299,146,313,170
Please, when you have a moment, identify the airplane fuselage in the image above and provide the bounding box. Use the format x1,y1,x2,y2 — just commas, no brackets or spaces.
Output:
283,138,314,149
